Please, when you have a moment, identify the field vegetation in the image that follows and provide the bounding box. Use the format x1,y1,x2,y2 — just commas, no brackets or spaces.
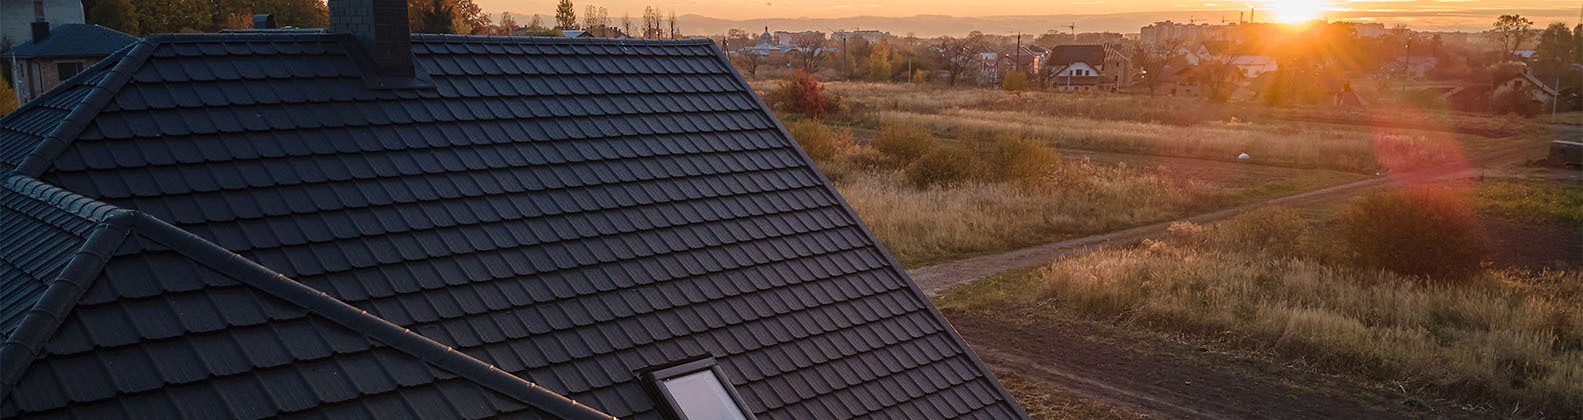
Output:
787,117,1372,267
938,188,1583,417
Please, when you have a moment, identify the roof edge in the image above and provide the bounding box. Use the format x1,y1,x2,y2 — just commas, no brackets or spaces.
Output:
14,39,158,177
701,40,1035,419
128,214,616,420
0,205,136,400
1,175,131,223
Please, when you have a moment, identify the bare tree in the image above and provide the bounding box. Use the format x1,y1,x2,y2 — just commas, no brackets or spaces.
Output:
621,14,632,37
1134,38,1184,95
733,50,765,77
934,36,978,86
666,10,678,39
642,6,662,39
792,34,827,72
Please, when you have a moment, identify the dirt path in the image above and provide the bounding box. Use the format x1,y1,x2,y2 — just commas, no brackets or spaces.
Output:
947,311,1489,420
909,133,1552,295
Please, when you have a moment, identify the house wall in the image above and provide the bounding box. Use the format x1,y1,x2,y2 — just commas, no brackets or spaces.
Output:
10,57,85,105
1056,62,1099,77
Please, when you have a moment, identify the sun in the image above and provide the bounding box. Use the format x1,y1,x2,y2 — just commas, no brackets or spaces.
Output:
1269,0,1325,23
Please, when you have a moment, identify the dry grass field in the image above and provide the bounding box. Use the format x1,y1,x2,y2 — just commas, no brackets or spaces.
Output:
936,184,1583,418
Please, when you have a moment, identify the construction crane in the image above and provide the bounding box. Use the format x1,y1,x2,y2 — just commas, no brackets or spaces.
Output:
1062,22,1076,43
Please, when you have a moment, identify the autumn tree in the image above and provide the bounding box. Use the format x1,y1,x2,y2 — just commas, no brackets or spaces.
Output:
867,41,892,81
0,74,17,117
498,12,516,34
88,0,140,34
1492,15,1534,58
420,0,455,33
554,0,576,30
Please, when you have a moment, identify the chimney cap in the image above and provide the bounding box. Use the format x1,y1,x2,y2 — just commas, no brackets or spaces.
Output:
253,14,277,29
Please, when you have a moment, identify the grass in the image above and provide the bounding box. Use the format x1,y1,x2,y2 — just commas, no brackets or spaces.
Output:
1475,179,1583,228
937,208,1583,418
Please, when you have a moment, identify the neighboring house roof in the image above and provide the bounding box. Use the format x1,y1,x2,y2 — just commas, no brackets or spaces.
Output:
0,24,135,59
561,30,589,38
1047,45,1103,66
0,32,1026,419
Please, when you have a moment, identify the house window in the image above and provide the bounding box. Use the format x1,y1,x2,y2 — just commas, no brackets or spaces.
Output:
56,62,83,82
644,358,756,420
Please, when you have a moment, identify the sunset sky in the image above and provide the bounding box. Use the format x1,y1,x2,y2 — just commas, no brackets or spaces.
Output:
480,0,1580,35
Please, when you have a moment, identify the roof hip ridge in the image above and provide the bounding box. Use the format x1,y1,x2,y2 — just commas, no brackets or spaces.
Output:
14,38,157,177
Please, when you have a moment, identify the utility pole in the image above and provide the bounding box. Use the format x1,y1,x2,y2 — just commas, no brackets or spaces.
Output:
1014,33,1021,71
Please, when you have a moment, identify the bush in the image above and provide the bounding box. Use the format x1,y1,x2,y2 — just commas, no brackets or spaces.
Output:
904,148,983,188
1001,71,1028,92
984,134,1060,184
871,123,938,165
768,71,835,118
1341,187,1490,282
1210,206,1312,258
783,119,851,161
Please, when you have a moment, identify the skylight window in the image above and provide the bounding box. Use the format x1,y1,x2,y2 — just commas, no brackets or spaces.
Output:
643,358,756,420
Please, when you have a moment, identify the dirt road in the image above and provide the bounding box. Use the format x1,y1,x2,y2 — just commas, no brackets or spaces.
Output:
909,132,1554,296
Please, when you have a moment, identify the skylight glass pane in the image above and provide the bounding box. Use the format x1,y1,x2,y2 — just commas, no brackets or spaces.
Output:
661,370,748,420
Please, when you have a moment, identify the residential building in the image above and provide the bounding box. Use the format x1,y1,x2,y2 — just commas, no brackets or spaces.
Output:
831,30,888,44
0,0,82,50
773,30,823,47
1,23,134,106
0,0,1029,418
1048,45,1109,92
1229,55,1278,78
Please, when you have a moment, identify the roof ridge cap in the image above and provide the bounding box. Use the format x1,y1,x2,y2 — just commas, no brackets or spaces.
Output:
2,175,130,223
14,38,158,177
127,214,616,420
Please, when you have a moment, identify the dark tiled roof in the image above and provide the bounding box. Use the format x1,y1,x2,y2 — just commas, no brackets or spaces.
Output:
1048,45,1104,66
0,32,1026,419
0,176,611,419
0,24,136,59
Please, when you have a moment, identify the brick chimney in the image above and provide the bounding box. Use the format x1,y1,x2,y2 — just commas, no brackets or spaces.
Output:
331,0,413,77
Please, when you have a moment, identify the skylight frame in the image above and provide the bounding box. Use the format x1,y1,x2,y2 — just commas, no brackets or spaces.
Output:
642,357,758,420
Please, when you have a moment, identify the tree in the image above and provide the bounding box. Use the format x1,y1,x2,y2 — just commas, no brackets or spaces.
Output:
87,0,140,35
666,10,677,39
1196,56,1242,103
642,6,662,39
867,41,892,82
733,50,764,77
581,5,608,36
1492,15,1534,58
420,0,455,33
1533,22,1576,79
0,74,17,117
252,0,329,29
498,12,517,34
934,36,978,86
554,0,576,30
792,34,826,72
621,14,633,37
1134,39,1183,95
